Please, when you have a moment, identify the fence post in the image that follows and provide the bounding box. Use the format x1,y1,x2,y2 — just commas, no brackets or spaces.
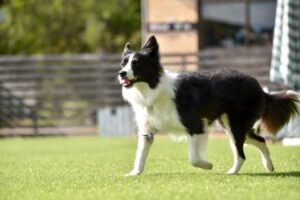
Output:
32,110,39,136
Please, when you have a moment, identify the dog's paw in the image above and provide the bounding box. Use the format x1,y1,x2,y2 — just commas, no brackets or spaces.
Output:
227,166,242,175
191,160,213,170
226,168,239,175
125,170,142,177
263,159,274,172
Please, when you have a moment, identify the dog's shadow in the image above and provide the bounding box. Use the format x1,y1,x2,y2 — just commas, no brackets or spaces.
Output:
145,171,300,178
241,171,300,177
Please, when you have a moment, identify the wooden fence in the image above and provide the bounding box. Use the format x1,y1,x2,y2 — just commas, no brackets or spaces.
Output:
0,45,286,136
0,82,38,134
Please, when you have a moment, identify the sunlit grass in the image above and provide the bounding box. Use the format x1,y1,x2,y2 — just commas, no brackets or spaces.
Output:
0,136,299,200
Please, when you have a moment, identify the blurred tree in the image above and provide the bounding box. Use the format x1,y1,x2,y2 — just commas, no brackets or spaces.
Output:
0,0,141,54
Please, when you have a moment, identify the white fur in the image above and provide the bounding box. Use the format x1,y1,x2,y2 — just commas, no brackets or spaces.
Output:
245,137,274,172
227,156,245,175
188,133,213,170
121,53,135,80
123,71,191,176
125,134,153,176
122,70,186,135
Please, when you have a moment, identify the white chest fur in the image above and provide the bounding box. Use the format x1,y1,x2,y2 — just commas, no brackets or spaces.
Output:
122,71,185,134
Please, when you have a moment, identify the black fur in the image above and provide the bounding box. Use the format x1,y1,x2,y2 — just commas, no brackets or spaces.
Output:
174,70,299,159
248,129,266,143
174,70,265,135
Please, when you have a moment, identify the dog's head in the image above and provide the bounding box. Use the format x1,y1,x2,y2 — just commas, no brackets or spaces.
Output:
118,36,163,89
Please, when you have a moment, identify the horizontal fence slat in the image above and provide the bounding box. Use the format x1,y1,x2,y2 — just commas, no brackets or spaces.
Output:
0,53,120,63
0,63,120,72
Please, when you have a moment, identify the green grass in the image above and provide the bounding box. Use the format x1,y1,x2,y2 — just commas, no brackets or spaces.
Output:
0,136,299,200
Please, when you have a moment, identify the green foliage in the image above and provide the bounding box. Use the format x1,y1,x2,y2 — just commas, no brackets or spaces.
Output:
0,0,141,54
0,137,299,200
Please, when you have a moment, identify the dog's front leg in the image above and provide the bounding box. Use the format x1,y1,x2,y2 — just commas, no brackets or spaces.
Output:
126,132,154,176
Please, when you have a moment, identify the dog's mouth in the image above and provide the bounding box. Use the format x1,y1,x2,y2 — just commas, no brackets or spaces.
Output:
119,78,134,88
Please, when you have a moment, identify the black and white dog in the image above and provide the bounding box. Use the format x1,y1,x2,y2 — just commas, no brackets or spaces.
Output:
118,36,299,176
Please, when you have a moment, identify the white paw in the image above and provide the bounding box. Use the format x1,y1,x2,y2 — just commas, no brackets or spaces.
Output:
227,168,239,175
191,160,213,170
227,158,244,175
263,159,274,172
125,170,142,177
226,169,238,175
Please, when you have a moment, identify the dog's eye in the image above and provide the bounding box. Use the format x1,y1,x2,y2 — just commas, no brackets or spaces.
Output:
121,58,128,67
131,60,138,66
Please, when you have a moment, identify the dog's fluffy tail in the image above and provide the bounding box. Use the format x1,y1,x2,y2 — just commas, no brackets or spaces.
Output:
260,91,299,134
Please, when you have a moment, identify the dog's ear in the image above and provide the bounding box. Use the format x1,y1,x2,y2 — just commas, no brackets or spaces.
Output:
141,35,159,58
122,42,132,57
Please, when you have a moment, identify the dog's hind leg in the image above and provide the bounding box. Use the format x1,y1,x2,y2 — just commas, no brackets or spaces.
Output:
225,129,246,175
220,114,246,174
126,133,154,176
245,130,274,172
188,133,213,170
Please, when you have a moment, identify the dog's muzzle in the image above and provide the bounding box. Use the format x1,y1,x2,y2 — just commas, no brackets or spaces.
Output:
118,71,134,88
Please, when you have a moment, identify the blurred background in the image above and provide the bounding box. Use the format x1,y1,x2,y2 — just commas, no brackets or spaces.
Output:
0,0,299,141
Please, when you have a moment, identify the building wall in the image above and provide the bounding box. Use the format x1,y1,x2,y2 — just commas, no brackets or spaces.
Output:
143,0,199,54
147,0,197,23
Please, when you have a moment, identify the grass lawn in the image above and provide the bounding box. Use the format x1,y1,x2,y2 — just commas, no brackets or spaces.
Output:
0,136,299,200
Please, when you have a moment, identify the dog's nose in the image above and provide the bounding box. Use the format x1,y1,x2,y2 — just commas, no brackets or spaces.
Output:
119,71,127,78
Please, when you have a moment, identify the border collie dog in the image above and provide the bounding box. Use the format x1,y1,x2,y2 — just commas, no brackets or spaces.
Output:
118,36,299,176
